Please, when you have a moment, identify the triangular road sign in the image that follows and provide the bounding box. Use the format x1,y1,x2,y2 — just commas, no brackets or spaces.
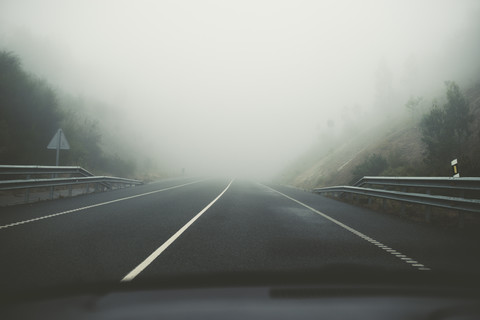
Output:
47,129,70,150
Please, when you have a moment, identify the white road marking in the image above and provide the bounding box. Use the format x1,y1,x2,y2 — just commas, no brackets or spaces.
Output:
0,179,206,230
263,185,431,271
121,179,234,282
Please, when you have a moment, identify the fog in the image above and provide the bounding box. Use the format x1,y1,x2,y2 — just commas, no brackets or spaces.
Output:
1,0,479,179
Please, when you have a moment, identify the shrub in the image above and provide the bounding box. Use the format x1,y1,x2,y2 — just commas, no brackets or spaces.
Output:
351,153,388,184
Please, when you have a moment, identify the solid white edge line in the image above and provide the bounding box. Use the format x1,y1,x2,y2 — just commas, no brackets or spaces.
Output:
262,184,431,272
0,179,207,230
120,179,234,282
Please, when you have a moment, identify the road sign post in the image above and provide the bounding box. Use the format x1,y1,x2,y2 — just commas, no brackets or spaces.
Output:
47,128,70,166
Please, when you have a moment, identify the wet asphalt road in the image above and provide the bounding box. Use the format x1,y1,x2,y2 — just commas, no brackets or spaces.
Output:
0,177,478,294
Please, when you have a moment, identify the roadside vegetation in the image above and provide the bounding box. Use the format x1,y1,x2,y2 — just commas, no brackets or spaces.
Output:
278,80,480,188
420,81,478,176
0,50,140,178
352,81,479,181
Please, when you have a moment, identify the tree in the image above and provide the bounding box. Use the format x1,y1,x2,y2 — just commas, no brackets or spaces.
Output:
443,81,470,140
405,96,423,121
420,82,471,172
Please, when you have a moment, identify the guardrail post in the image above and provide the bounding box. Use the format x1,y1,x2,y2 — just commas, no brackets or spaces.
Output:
50,173,55,200
458,211,465,228
85,184,90,194
425,206,431,223
24,175,31,203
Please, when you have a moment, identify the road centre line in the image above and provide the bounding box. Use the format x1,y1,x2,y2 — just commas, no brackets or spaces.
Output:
121,179,234,282
263,185,431,271
0,179,206,230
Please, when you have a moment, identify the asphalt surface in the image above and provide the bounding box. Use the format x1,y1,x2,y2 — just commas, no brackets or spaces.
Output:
0,177,479,295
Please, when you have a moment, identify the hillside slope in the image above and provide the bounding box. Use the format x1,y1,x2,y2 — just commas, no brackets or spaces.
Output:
277,82,480,189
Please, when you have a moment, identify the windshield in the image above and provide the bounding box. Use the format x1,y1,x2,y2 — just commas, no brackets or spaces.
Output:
0,0,479,301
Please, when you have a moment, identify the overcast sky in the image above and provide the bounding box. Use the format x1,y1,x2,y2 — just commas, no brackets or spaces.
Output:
1,0,479,178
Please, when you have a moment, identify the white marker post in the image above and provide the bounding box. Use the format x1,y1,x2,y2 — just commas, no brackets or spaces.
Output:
451,158,460,178
47,128,70,166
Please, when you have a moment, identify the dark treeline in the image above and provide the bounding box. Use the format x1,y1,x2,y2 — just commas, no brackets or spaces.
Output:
0,50,136,177
0,51,60,164
420,81,480,176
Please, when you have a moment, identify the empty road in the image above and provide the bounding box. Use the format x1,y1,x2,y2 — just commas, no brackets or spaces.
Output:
0,178,478,296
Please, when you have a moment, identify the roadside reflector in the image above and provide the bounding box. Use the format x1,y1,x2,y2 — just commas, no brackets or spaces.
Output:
451,159,460,178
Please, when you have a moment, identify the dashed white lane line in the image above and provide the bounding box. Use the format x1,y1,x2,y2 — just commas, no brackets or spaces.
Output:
263,185,431,271
121,179,234,282
0,179,206,230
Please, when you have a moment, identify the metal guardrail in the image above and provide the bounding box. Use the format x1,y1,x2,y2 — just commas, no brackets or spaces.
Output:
0,165,94,177
354,176,480,192
313,185,480,213
0,176,142,191
0,165,143,205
